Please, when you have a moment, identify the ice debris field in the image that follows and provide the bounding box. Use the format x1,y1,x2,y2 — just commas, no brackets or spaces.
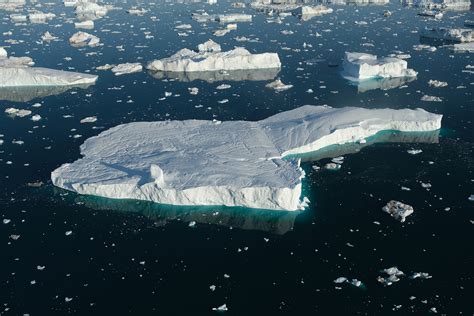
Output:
0,0,473,314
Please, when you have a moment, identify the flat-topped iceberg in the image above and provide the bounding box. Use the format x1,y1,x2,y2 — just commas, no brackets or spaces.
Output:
0,49,97,87
343,52,418,80
420,27,474,42
147,40,281,72
51,105,442,211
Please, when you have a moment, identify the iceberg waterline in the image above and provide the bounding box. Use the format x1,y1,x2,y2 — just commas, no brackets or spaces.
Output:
51,106,442,211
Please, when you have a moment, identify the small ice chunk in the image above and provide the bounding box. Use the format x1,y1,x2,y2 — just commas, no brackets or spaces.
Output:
69,32,100,47
111,63,142,76
382,200,414,222
265,79,293,91
212,304,228,311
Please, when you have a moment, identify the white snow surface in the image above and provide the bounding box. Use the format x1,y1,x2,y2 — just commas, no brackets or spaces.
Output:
51,105,442,211
343,52,418,80
147,41,281,72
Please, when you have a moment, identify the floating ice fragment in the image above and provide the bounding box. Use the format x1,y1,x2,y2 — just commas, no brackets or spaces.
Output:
80,116,97,124
428,80,448,88
69,32,100,47
212,304,228,311
111,63,142,76
421,95,442,102
382,201,414,222
265,79,293,91
409,272,432,279
333,277,348,284
407,149,422,155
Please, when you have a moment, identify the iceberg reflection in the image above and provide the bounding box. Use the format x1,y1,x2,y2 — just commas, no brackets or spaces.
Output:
73,195,298,235
349,76,416,93
0,84,95,102
297,130,441,162
148,68,280,83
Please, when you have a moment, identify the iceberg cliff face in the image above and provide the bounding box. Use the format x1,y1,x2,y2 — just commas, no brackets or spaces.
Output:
51,106,442,211
147,40,281,72
0,49,97,87
343,52,418,80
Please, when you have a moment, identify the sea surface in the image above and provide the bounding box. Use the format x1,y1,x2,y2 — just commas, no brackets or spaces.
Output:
0,0,473,314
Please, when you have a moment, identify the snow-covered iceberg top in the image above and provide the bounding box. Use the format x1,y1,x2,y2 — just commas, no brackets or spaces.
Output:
147,40,281,73
420,27,474,43
343,52,417,81
51,105,442,211
0,49,97,87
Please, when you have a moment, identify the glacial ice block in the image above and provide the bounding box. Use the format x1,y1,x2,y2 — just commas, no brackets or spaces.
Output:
51,106,442,211
343,52,418,81
146,40,281,72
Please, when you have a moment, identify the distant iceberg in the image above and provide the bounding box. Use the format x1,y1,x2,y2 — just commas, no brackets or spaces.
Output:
0,84,94,102
52,106,442,211
147,40,281,72
0,48,97,87
420,27,474,42
402,0,471,10
342,52,417,81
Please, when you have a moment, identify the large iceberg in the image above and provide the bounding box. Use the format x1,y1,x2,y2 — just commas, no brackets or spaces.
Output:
147,40,281,72
0,84,94,102
342,52,417,80
0,49,97,87
51,106,442,211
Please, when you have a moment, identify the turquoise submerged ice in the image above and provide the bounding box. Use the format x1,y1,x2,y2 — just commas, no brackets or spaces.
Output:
52,106,442,211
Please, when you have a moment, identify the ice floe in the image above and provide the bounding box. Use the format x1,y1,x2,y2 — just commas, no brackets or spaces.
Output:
69,31,100,47
111,63,143,76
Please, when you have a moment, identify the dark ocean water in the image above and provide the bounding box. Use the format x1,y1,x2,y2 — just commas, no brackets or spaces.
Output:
0,0,473,314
